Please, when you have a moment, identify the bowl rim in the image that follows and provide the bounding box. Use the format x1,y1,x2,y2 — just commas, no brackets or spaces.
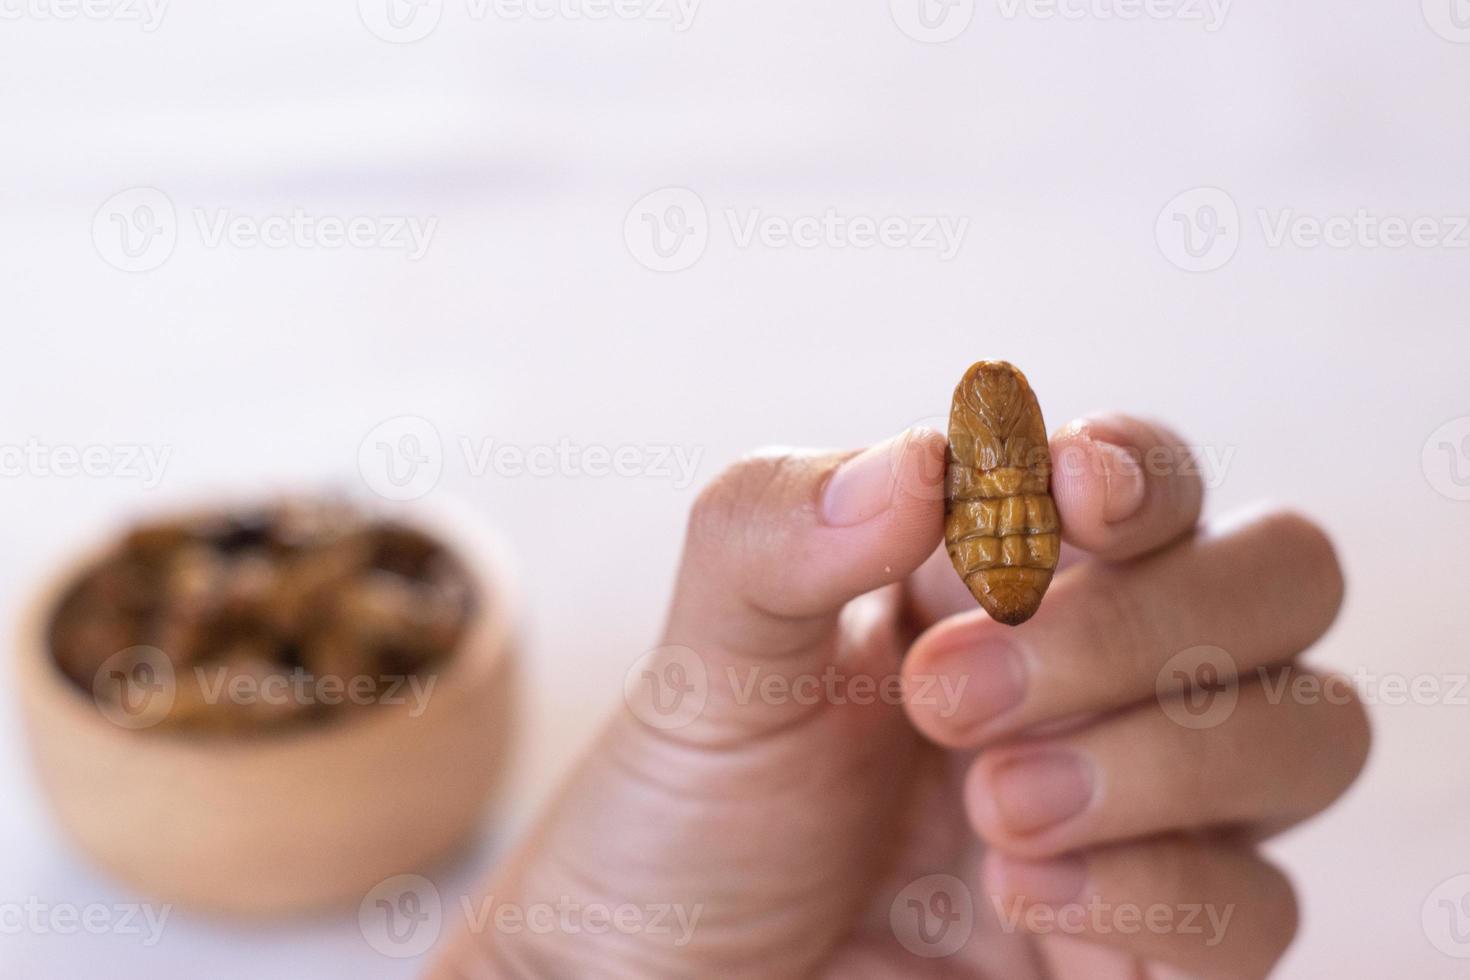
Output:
15,491,520,754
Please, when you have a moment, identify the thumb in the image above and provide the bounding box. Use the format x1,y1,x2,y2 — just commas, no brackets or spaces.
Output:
428,429,948,980
638,427,947,744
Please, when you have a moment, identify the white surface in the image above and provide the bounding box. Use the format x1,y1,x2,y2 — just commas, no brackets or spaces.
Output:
1,3,1469,976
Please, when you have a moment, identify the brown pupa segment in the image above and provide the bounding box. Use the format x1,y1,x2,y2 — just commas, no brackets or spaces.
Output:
944,360,1060,626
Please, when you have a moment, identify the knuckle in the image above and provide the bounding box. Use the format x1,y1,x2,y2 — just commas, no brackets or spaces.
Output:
1138,836,1195,896
684,452,834,625
686,452,796,556
1075,566,1154,688
1175,724,1224,806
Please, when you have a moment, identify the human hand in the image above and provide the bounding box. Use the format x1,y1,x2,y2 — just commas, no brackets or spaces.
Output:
429,415,1368,980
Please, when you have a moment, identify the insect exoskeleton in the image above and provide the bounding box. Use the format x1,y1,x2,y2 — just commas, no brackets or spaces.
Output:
944,360,1060,626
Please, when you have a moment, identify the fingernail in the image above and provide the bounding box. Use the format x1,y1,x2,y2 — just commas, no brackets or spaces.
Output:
990,855,1088,907
932,639,1027,735
821,431,912,527
1095,440,1145,523
991,751,1096,835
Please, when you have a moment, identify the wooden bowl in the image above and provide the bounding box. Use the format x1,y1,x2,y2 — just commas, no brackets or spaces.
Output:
14,497,518,918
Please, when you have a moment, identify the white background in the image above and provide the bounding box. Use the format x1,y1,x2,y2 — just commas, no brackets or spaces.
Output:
1,1,1469,976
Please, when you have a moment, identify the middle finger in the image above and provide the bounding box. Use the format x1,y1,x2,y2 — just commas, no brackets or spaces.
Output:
902,508,1344,749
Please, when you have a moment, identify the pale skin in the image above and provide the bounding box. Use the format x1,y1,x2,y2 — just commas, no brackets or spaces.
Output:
428,414,1370,980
